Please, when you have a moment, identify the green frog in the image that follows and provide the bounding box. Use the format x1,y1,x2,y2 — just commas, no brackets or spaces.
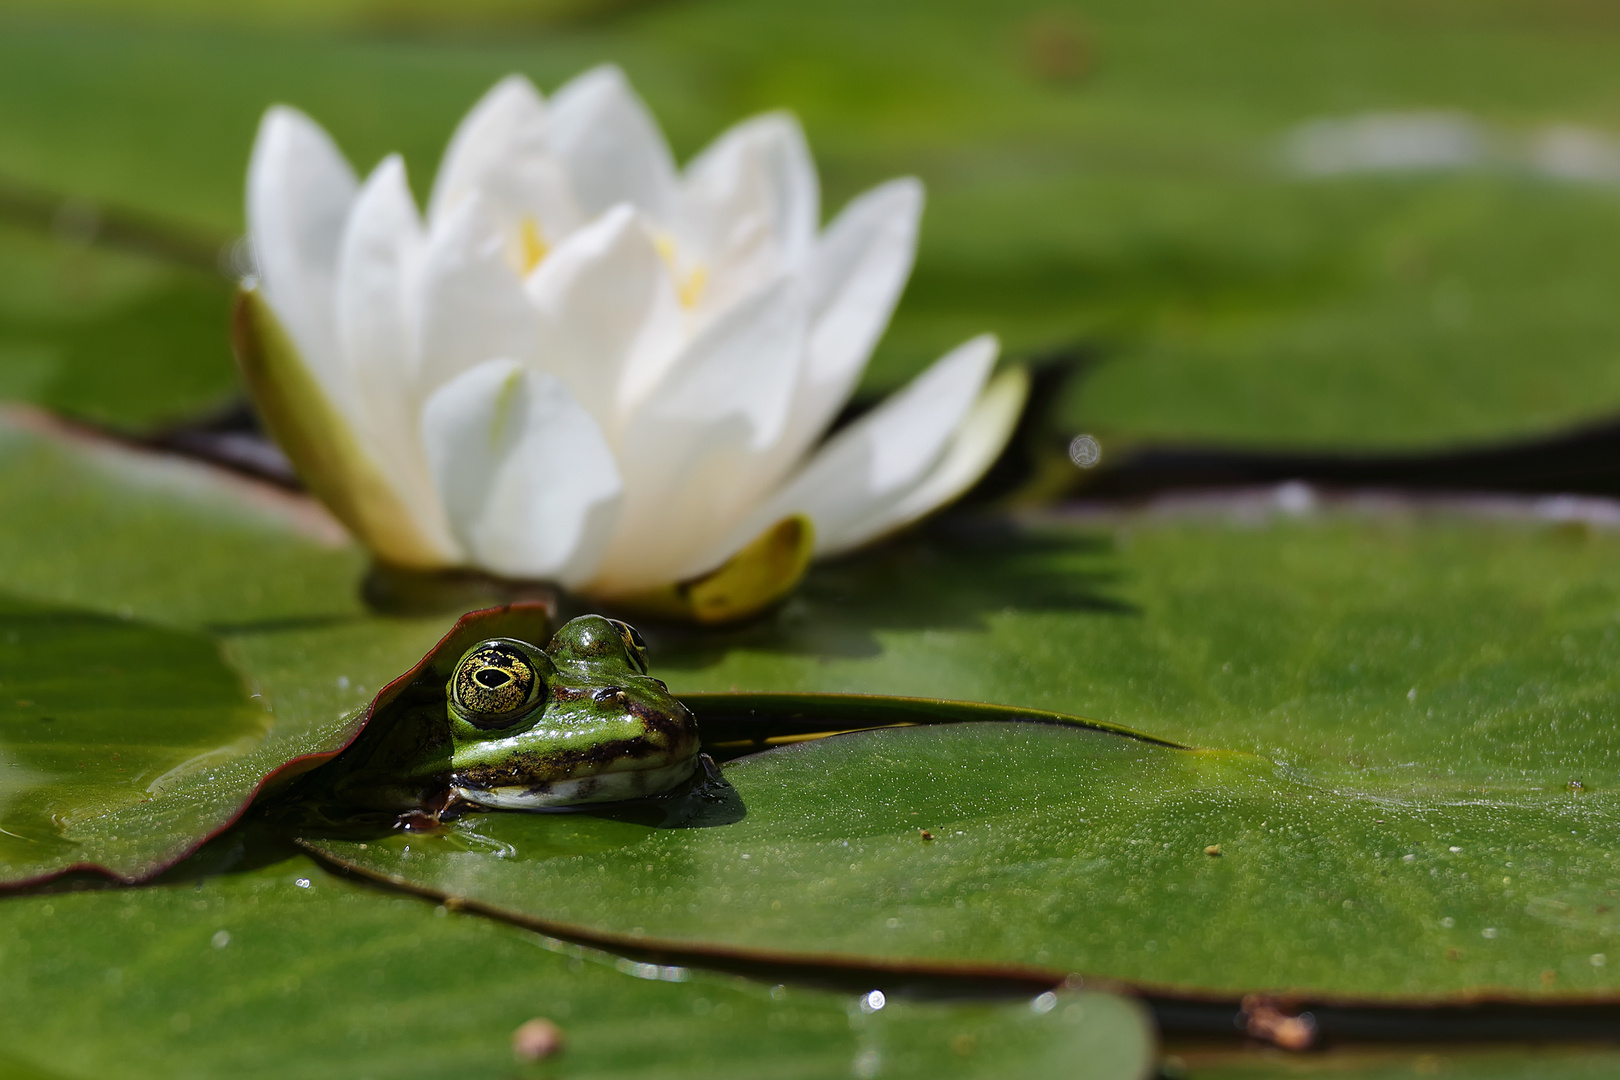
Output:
314,613,702,815
445,615,700,809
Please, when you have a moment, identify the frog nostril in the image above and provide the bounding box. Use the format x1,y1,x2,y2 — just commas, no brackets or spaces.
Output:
475,669,512,690
592,686,629,704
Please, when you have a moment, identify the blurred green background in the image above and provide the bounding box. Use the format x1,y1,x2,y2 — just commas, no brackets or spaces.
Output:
5,0,1620,450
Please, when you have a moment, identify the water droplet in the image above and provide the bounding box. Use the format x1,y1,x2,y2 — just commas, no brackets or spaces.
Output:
211,930,231,949
1068,434,1102,468
1031,991,1058,1014
1482,927,1498,939
860,990,886,1013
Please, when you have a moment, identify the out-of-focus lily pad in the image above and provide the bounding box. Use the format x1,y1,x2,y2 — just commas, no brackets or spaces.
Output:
0,850,1155,1080
0,225,237,429
305,721,1620,999
9,4,1620,448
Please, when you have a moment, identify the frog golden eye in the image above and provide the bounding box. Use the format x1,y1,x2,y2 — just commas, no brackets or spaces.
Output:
449,639,548,729
607,619,649,674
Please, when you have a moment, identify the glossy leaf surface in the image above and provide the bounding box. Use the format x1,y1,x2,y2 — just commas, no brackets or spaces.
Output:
307,721,1620,999
9,410,1620,1005
0,850,1154,1080
0,417,462,883
657,509,1620,789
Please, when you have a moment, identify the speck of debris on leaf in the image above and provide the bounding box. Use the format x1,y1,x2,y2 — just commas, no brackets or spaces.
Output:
1204,844,1222,857
920,829,934,841
512,1018,564,1062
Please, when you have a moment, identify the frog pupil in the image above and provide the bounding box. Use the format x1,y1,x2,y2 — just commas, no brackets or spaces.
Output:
475,669,511,689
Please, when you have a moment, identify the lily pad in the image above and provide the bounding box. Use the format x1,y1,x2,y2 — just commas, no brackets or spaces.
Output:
656,508,1620,790
0,226,238,429
0,849,1154,1080
304,720,1620,1000
0,416,490,884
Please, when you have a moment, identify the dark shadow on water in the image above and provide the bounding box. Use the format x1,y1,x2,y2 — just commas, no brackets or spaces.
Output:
637,514,1136,669
256,753,745,848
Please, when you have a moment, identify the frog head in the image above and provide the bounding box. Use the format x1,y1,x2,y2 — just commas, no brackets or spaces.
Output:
444,615,700,809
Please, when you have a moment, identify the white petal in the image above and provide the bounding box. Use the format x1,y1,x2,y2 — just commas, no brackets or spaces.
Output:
587,278,809,593
821,365,1028,555
421,359,622,586
646,276,807,452
727,334,998,559
426,74,582,244
547,65,678,224
766,178,924,471
805,178,923,384
525,204,682,428
246,105,359,416
679,112,819,311
334,155,458,557
414,194,539,396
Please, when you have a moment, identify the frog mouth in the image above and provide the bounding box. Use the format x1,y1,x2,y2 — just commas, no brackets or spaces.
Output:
450,754,700,809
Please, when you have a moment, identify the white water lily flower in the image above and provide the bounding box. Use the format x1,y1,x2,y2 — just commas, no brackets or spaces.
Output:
235,67,1027,621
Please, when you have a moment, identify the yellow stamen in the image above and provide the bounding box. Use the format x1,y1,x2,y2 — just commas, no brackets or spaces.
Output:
678,263,708,309
652,232,678,267
518,217,548,273
653,232,708,309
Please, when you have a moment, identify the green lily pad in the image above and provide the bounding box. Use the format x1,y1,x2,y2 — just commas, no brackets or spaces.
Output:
657,509,1620,790
0,849,1154,1080
304,720,1620,1000
0,417,495,884
0,225,238,429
